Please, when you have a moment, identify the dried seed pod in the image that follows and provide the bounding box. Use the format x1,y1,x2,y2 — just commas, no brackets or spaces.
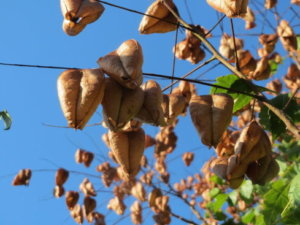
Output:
55,168,69,186
65,191,80,210
140,172,153,185
259,34,278,56
277,20,297,52
283,64,300,90
250,57,271,81
70,204,84,224
61,0,105,36
130,201,143,225
155,125,177,156
265,0,277,8
206,0,248,18
107,197,126,215
108,128,145,180
211,157,229,179
162,93,187,124
83,196,97,216
237,109,252,128
131,182,147,202
12,169,32,186
145,134,156,148
182,152,194,166
172,81,197,103
53,185,65,198
57,68,105,129
246,154,272,184
216,130,240,157
266,79,282,95
97,40,143,89
97,162,118,187
174,40,206,64
80,178,97,196
121,120,143,132
153,211,171,225
139,0,178,34
291,0,300,6
190,94,234,147
148,188,163,209
75,149,94,167
93,212,106,225
102,78,144,131
219,34,244,60
236,50,257,76
154,195,170,212
102,133,110,148
135,80,166,126
242,7,256,30
140,155,148,168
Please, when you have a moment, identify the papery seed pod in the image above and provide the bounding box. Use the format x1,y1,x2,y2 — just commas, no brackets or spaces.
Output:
265,0,277,9
182,152,194,166
277,20,298,52
283,64,300,90
130,201,143,225
166,93,188,124
219,34,244,60
140,171,153,185
80,178,96,196
190,94,234,147
259,34,278,56
57,68,105,129
75,149,94,167
266,79,282,95
291,0,300,6
101,133,110,148
155,195,169,212
107,197,126,215
61,0,105,36
250,57,271,81
242,7,256,30
140,155,148,168
70,204,84,224
206,0,249,18
236,50,257,76
149,188,163,209
237,109,252,128
53,185,65,198
65,191,80,210
83,196,96,216
135,80,166,126
121,120,143,132
55,168,69,186
160,172,170,183
12,169,32,186
97,40,143,89
172,81,197,103
153,211,171,225
131,182,147,202
155,126,177,156
259,158,280,184
97,162,118,187
139,0,178,34
216,130,240,157
174,39,206,64
108,128,145,180
93,212,106,225
211,157,229,179
246,154,272,184
102,78,144,131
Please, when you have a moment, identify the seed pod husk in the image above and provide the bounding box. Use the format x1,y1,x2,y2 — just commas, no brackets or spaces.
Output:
65,191,80,210
206,0,248,18
139,0,178,34
55,168,69,186
12,169,32,186
97,39,143,89
102,78,144,131
53,185,65,198
70,204,84,224
57,68,105,129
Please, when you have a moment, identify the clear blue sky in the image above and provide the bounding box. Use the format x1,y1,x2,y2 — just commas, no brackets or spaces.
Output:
0,1,294,225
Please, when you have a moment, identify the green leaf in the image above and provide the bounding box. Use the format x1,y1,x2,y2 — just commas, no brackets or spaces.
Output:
242,209,255,224
289,174,300,205
269,60,279,75
297,36,300,51
259,94,300,140
0,110,12,130
228,190,238,205
255,214,266,225
210,74,253,112
262,179,290,225
214,211,227,221
209,187,220,198
212,193,228,212
210,174,225,185
240,180,253,201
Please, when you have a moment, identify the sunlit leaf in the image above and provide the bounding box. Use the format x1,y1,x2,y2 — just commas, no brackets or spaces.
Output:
255,214,266,225
242,208,255,224
259,94,300,140
240,180,253,201
0,110,12,130
228,190,238,205
289,174,300,205
212,193,228,212
209,187,220,198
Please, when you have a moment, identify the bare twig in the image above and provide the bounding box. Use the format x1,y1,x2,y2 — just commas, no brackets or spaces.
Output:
171,211,198,225
230,18,240,71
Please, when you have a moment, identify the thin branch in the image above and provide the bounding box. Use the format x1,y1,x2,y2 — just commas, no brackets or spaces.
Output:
171,211,198,225
205,14,226,37
162,56,216,92
230,18,240,71
170,24,179,94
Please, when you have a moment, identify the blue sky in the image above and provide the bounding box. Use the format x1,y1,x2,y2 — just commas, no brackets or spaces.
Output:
0,1,296,225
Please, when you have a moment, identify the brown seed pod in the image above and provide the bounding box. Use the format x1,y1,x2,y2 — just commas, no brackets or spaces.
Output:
75,149,94,167
216,130,240,157
12,169,32,186
70,204,84,224
131,182,147,202
265,0,277,8
219,33,244,60
206,0,248,18
236,50,257,76
53,185,65,198
140,171,153,185
277,20,298,52
97,39,143,89
266,79,282,95
108,128,145,180
283,64,300,91
246,154,272,184
102,78,144,131
97,162,118,187
291,0,300,6
162,93,188,124
83,196,97,217
93,212,106,225
182,152,194,166
135,80,166,126
242,7,256,30
55,168,69,186
130,201,143,225
80,178,97,197
57,68,105,129
139,0,178,34
190,94,234,147
61,0,105,36
250,57,271,81
148,188,163,209
65,191,80,210
107,197,126,215
211,157,229,179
